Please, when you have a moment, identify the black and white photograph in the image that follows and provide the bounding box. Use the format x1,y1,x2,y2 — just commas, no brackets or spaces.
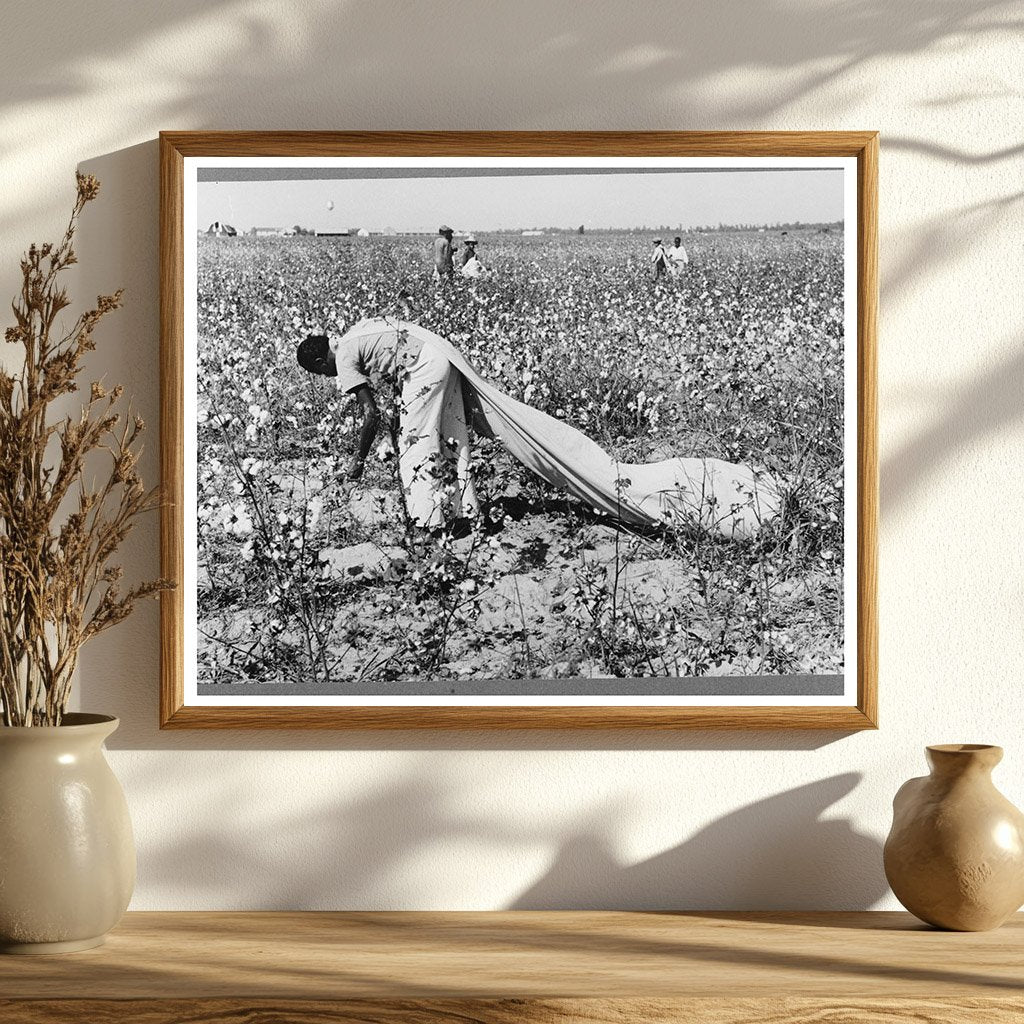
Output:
180,153,860,708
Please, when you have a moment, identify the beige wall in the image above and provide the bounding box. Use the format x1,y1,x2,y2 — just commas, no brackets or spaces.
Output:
2,1,1021,909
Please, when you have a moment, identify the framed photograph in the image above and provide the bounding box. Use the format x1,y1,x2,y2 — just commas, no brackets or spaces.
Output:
159,131,877,729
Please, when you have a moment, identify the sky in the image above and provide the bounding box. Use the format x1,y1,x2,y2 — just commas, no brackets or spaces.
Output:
196,168,844,233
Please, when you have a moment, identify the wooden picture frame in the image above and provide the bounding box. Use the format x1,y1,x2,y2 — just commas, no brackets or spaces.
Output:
160,131,877,730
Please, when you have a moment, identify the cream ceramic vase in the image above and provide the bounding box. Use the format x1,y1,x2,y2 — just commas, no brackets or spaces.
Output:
0,713,135,953
884,744,1024,931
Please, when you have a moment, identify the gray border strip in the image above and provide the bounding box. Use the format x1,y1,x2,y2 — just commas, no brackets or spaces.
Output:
197,674,844,698
197,167,843,182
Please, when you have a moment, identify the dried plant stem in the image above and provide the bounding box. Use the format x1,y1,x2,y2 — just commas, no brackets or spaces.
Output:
0,173,173,726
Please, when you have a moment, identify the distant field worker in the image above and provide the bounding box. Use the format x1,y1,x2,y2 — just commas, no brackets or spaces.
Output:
667,236,689,278
460,237,486,279
297,318,778,537
651,238,668,280
432,225,455,284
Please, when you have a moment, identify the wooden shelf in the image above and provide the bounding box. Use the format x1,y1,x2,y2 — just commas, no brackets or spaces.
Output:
1,911,1022,1022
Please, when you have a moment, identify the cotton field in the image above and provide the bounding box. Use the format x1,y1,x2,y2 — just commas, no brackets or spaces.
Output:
195,229,845,687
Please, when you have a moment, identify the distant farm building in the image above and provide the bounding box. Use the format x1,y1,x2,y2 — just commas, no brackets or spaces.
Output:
521,230,544,237
252,227,282,237
206,221,237,237
356,227,371,238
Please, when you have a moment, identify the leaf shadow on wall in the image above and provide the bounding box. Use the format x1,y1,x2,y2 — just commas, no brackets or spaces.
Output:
511,774,887,910
0,0,1019,249
882,334,1024,510
1,0,1016,140
130,762,886,910
883,192,1023,312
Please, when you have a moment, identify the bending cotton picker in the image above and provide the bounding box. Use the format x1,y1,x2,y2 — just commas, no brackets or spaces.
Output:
298,318,780,539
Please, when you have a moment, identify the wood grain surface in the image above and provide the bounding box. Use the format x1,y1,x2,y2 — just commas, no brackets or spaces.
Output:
160,130,878,157
3,997,1023,1024
159,132,186,732
856,132,879,730
159,130,879,731
1,911,1020,1023
159,704,878,730
2,911,1021,997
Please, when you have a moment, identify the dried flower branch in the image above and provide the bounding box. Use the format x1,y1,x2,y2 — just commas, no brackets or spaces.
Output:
0,173,173,726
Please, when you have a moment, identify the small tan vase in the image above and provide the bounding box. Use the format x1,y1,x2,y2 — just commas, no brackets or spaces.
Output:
884,744,1024,931
0,713,135,953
